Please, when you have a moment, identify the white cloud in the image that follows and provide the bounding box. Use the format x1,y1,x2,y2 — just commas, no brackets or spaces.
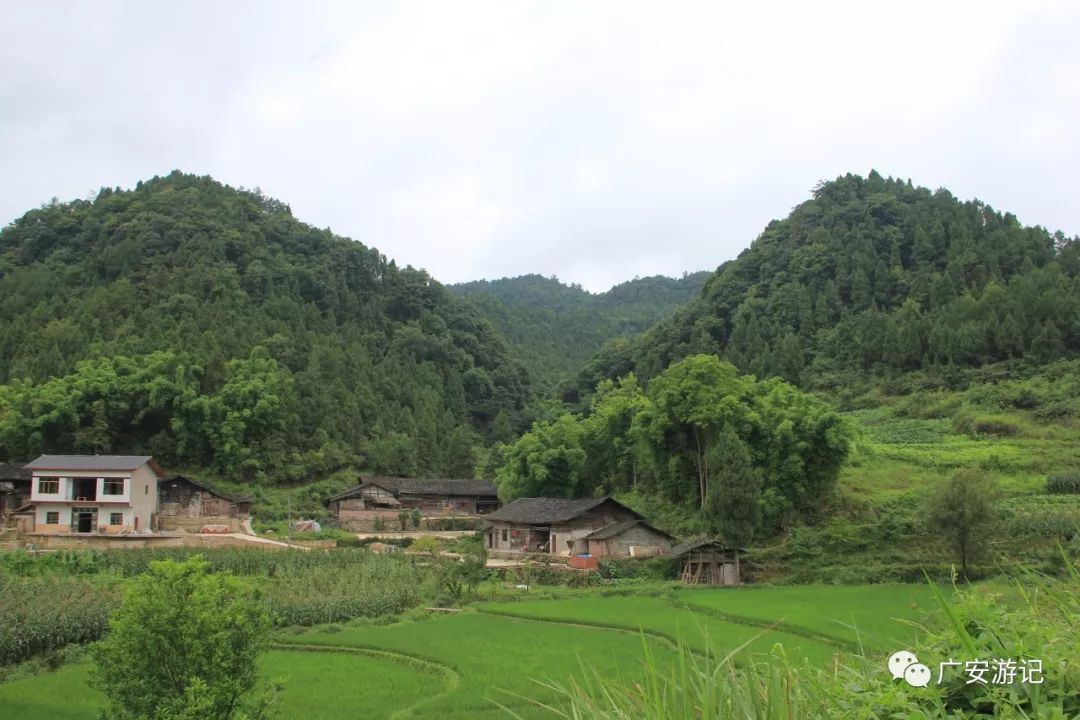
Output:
0,0,1077,291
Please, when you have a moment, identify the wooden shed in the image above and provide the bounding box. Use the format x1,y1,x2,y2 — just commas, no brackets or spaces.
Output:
0,462,32,521
157,475,250,531
672,539,741,586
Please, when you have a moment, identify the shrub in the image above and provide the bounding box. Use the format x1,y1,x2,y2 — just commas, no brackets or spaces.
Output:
1047,472,1080,495
90,556,277,720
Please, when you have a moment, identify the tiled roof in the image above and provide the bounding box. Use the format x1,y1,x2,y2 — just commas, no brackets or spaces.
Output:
25,455,154,472
326,476,498,503
484,496,640,524
0,462,32,481
582,518,674,541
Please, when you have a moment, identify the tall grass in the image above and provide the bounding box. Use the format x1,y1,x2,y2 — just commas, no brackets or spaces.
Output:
522,559,1080,719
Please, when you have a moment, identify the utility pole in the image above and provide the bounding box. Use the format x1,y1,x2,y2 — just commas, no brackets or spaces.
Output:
287,496,292,548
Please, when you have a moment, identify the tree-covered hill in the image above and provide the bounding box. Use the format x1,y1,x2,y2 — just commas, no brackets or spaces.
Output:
570,171,1080,402
451,272,708,390
0,172,531,482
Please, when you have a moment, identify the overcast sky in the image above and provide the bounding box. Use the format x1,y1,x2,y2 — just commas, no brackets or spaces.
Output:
2,1,1077,292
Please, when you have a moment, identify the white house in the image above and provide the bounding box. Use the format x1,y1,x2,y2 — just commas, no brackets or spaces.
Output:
26,455,162,534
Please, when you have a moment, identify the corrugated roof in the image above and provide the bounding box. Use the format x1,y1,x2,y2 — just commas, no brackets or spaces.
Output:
25,455,154,472
484,497,641,525
583,518,675,541
326,476,498,503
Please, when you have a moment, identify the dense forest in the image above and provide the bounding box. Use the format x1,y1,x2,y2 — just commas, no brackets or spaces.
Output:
568,171,1080,403
450,272,708,390
0,172,531,482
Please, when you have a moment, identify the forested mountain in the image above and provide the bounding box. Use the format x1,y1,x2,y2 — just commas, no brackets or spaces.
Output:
451,272,708,390
570,171,1080,401
0,172,531,482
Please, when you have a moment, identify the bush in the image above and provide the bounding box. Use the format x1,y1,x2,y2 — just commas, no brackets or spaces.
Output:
952,407,1020,437
1047,472,1080,495
90,556,277,720
597,557,678,581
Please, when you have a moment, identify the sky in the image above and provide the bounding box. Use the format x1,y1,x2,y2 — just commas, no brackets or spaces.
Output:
1,1,1078,292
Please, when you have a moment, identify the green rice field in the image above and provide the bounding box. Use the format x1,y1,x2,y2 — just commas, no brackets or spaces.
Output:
0,584,938,720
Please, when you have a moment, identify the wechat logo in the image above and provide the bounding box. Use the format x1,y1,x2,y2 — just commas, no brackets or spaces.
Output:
889,650,931,688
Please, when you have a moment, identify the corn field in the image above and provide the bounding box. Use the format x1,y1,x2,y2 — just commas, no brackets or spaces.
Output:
0,548,428,665
0,574,121,665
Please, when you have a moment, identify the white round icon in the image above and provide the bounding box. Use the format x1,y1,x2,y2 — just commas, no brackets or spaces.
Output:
904,663,932,688
888,650,918,680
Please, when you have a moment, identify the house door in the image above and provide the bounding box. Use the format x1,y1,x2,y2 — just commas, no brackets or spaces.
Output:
73,507,97,533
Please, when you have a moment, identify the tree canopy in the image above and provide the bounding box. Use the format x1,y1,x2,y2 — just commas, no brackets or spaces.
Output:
0,172,531,481
568,172,1080,402
451,272,708,391
497,355,852,541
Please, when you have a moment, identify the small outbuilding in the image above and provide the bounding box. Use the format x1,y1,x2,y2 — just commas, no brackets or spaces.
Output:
157,475,251,531
0,462,32,521
672,539,741,586
581,518,675,558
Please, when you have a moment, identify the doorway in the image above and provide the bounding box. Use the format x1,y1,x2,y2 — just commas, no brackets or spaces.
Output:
73,507,97,533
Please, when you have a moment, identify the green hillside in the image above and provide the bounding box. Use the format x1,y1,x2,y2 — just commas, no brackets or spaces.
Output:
570,171,1079,402
451,272,708,391
0,172,531,482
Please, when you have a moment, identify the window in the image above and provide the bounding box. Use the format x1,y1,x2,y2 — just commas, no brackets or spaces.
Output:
103,479,125,495
109,513,123,526
145,484,149,495
501,529,508,542
45,511,59,525
37,478,59,494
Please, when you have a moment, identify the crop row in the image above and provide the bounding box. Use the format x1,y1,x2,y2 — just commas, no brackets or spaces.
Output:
0,575,120,665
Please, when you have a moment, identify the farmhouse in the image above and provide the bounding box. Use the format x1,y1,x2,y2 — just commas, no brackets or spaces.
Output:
26,455,162,534
157,475,252,531
326,476,500,530
485,496,673,558
0,462,31,521
673,539,741,586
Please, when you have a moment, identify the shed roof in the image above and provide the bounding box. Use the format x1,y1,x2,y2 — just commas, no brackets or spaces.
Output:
583,518,675,541
25,455,157,472
671,538,740,556
484,497,641,525
0,462,32,481
161,475,251,503
326,476,497,503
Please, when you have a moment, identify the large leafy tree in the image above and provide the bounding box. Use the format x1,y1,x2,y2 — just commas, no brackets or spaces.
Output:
496,414,587,501
925,470,999,579
582,374,651,493
635,355,756,510
90,556,278,720
708,426,762,546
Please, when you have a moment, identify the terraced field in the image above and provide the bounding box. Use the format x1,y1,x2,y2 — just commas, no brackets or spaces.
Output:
0,585,938,720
